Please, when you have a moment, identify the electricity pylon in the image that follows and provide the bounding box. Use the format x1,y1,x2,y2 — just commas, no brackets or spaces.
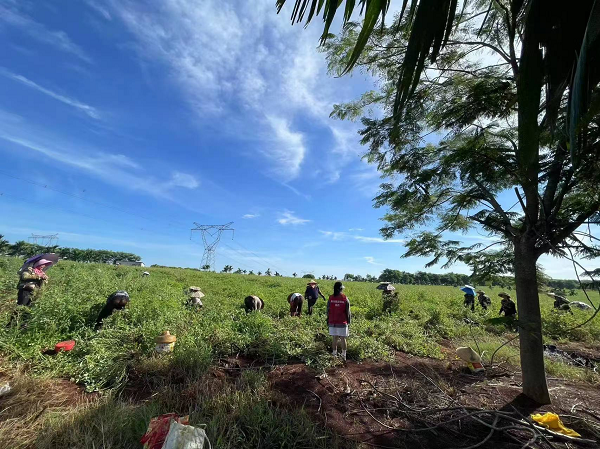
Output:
190,222,234,271
28,233,59,247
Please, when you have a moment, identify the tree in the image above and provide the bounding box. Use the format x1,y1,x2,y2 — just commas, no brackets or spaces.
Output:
234,268,243,274
302,273,315,279
265,268,272,276
201,264,211,271
0,235,9,255
293,272,297,277
242,269,247,274
277,0,600,404
257,271,263,276
249,270,255,275
222,265,233,273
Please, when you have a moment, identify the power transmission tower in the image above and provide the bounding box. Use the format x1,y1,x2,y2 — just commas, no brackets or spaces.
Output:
190,222,234,271
28,233,59,247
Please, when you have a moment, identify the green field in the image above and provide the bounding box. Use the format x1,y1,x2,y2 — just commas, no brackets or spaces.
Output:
1,257,599,448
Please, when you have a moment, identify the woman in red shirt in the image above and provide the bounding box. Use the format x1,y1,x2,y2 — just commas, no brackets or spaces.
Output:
327,281,351,360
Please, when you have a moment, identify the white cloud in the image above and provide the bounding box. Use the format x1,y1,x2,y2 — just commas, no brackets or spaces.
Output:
0,127,198,200
0,69,100,119
364,256,383,265
278,210,310,226
243,214,260,219
166,171,200,189
354,236,404,244
264,116,306,179
0,3,92,63
350,163,383,197
320,229,404,244
349,228,364,232
84,0,112,20
102,0,366,184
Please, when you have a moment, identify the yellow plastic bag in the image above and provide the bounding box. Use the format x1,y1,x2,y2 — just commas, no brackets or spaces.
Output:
531,412,581,437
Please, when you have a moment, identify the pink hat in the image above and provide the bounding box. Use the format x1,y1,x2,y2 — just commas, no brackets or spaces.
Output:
34,259,53,268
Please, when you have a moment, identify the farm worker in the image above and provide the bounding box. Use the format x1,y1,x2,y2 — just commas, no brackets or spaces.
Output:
187,286,205,309
476,290,491,310
244,295,264,313
287,293,303,317
305,280,326,315
95,291,130,329
16,259,51,307
461,285,476,312
327,281,351,360
498,292,517,318
382,284,399,313
547,292,572,313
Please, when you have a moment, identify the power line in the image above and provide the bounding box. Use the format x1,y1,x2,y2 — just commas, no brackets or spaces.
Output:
0,174,290,274
228,239,288,275
220,241,280,275
0,169,193,231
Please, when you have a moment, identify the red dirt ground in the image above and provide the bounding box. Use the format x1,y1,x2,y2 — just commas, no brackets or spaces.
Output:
268,352,600,448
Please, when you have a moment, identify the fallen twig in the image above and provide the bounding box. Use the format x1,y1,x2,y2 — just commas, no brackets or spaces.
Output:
303,388,322,413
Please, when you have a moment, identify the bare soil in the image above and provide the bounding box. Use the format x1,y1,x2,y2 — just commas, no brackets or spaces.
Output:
268,352,600,448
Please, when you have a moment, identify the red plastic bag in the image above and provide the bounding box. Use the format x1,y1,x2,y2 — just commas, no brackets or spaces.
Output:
140,414,189,449
55,340,76,352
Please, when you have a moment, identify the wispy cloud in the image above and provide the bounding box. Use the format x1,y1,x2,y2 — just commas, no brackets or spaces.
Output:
349,228,364,232
278,210,310,226
0,69,100,119
243,213,260,219
0,125,199,200
103,0,365,184
349,163,383,197
0,3,92,63
84,0,112,20
320,230,404,244
364,256,383,265
264,116,306,179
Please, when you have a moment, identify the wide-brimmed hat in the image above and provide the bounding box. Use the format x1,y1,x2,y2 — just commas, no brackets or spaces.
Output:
188,286,205,298
498,292,511,298
34,259,53,268
307,280,318,285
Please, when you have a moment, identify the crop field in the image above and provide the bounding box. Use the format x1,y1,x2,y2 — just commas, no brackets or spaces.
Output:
0,257,599,448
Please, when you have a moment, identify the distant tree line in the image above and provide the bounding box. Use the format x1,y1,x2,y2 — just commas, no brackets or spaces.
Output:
0,235,141,264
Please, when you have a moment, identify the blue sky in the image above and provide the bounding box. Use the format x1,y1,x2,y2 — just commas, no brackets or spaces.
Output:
0,0,594,279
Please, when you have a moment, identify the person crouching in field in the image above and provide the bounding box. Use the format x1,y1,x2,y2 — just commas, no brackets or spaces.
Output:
244,295,264,313
95,291,130,330
305,280,326,315
287,293,303,317
327,281,351,361
17,259,51,307
477,290,492,310
498,292,517,318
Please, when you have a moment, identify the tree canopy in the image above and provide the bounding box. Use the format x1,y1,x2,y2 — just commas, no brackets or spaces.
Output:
277,0,600,403
0,235,141,264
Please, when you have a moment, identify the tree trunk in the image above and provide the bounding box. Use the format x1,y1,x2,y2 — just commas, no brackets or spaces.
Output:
514,241,551,404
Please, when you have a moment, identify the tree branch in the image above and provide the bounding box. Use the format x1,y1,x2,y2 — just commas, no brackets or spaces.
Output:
473,179,518,236
446,40,512,66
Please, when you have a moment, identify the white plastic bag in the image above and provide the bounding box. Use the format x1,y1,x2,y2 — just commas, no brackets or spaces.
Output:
162,420,210,449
